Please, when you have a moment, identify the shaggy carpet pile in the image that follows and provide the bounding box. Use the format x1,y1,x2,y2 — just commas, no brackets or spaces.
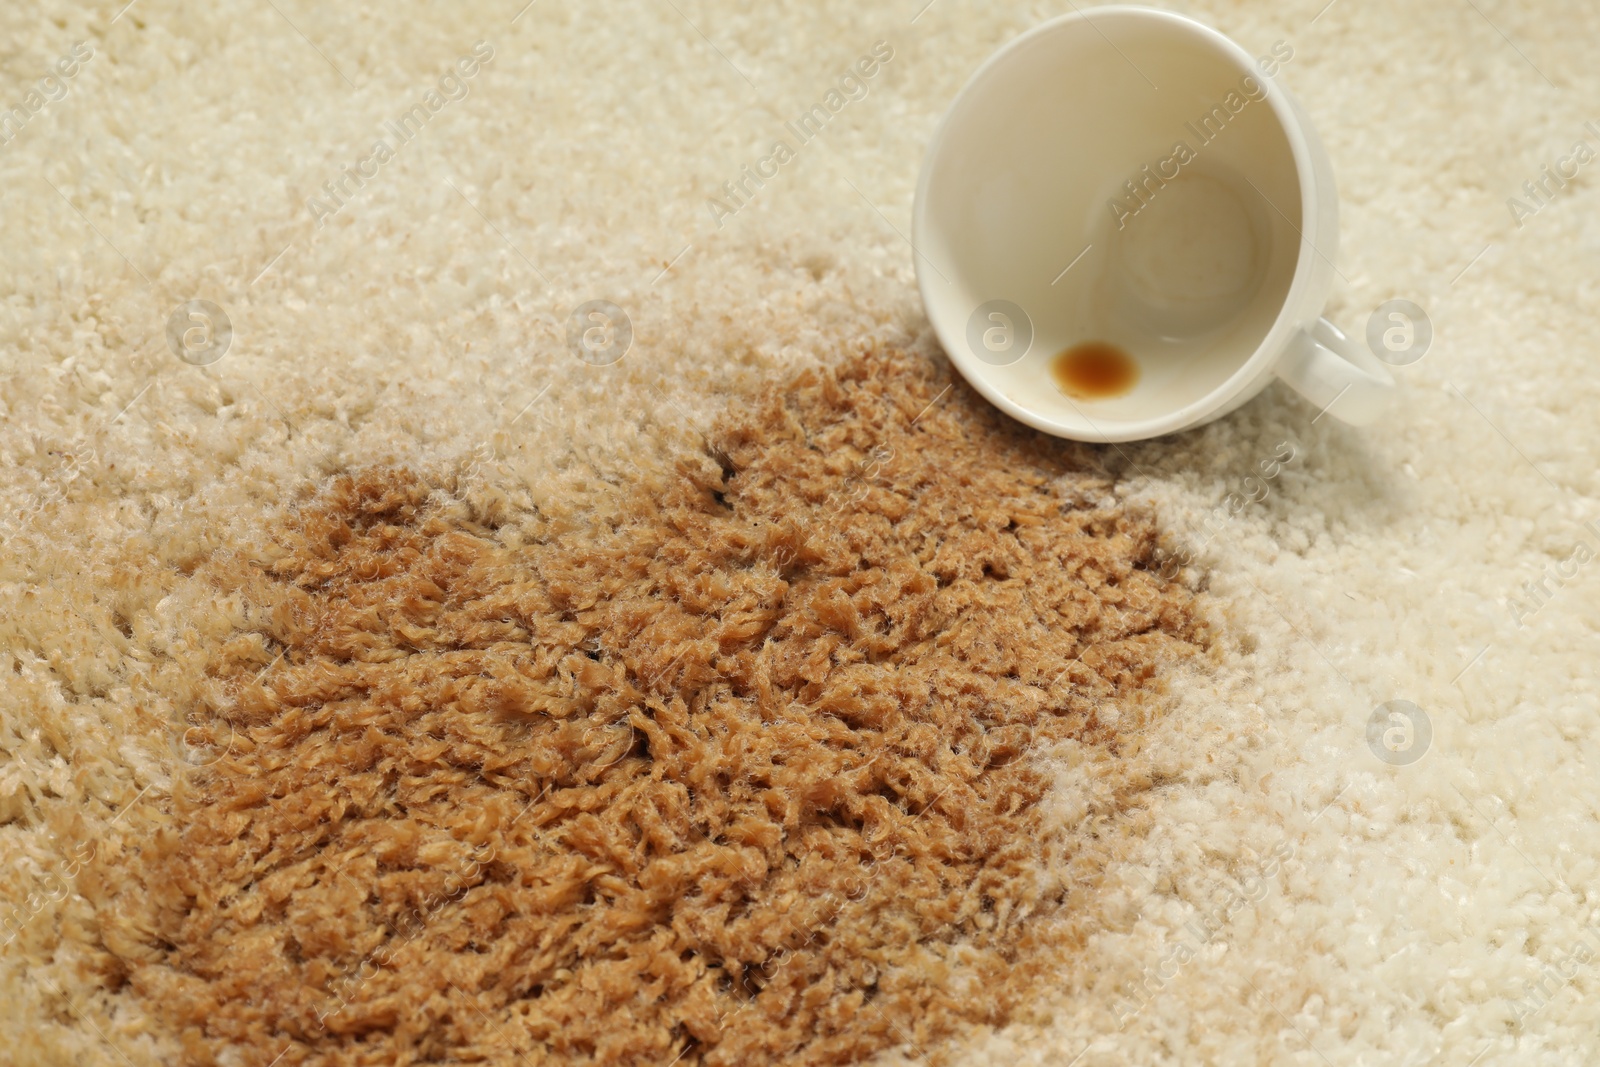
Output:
92,351,1201,1066
4,0,1600,1065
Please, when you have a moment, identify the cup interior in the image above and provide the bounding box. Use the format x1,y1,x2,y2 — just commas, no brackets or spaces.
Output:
916,9,1306,439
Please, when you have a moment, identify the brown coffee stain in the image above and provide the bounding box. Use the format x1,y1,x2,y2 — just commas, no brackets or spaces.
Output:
1051,341,1140,400
90,347,1203,1067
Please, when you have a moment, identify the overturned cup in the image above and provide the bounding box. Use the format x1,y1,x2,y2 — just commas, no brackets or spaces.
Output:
914,6,1393,443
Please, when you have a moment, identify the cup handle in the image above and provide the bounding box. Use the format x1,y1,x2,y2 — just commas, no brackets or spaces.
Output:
1274,317,1395,426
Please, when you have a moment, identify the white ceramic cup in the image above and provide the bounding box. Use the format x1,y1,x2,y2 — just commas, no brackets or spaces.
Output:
913,6,1393,443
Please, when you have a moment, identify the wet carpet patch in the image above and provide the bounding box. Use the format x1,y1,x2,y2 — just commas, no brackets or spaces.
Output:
92,348,1203,1066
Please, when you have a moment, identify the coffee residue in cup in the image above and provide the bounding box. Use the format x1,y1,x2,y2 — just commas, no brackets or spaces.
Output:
1051,341,1139,399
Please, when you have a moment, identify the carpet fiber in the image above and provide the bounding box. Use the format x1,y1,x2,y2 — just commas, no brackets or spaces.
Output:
91,350,1201,1066
4,0,1600,1065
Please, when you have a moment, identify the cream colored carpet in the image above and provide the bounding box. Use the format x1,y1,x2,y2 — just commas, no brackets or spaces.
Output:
4,0,1600,1064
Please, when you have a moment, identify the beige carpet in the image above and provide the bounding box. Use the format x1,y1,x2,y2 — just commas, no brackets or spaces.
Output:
4,0,1600,1064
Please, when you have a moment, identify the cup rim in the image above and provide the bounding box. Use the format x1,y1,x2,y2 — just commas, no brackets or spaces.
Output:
912,4,1327,443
